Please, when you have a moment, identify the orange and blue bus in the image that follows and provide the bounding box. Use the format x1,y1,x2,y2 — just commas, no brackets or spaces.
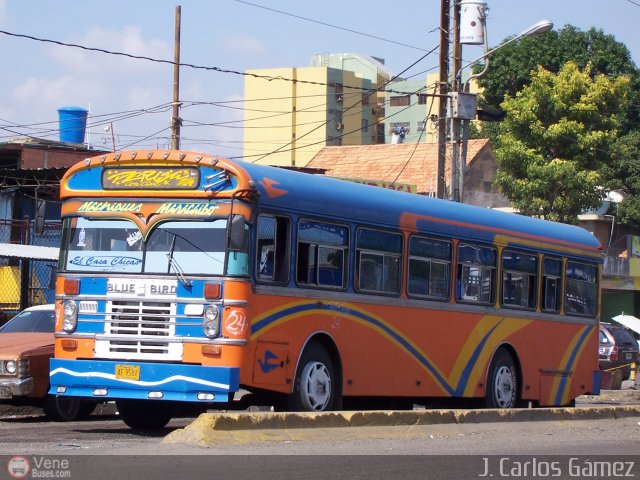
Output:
50,149,601,428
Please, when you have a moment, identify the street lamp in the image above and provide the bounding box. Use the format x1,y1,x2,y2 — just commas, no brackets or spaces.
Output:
460,19,553,91
449,15,553,203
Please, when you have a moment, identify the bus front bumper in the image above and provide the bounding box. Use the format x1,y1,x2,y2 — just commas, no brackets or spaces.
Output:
49,358,239,403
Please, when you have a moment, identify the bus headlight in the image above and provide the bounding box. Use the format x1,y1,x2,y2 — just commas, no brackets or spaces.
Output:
203,305,220,338
62,300,78,333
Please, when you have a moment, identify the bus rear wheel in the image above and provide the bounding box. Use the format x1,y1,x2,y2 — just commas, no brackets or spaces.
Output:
116,399,176,429
485,349,518,409
288,342,338,412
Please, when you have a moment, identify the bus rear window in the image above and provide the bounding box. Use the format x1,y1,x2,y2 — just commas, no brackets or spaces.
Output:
565,261,598,317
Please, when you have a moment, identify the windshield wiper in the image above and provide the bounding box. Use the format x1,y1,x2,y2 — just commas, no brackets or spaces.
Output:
166,235,193,288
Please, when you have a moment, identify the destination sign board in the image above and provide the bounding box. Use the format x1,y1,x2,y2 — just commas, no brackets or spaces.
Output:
102,167,200,190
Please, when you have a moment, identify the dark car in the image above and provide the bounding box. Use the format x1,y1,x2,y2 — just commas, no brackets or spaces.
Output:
599,324,639,380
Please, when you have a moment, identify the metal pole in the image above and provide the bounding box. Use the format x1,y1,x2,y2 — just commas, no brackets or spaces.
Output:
451,1,462,202
437,0,450,199
108,122,115,152
171,5,182,150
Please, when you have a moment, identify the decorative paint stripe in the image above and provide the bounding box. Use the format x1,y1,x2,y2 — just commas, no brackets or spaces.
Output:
253,302,454,395
50,367,230,390
455,318,505,396
251,301,531,397
551,325,592,406
494,235,603,260
401,213,601,254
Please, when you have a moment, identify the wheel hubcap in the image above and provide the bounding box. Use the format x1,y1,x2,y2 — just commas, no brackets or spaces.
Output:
494,365,514,408
300,361,331,411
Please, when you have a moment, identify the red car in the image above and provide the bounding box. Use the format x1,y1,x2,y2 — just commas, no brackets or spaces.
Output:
0,304,95,420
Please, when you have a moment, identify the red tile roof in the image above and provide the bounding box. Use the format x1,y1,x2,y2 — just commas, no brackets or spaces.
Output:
307,139,491,195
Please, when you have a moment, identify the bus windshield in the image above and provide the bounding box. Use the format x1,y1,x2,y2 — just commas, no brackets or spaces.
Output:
61,217,249,276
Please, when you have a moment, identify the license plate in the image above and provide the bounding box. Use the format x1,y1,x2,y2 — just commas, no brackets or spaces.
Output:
626,353,632,360
0,386,12,399
115,364,140,381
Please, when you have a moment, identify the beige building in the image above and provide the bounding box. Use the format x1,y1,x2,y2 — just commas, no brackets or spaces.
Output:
243,54,391,167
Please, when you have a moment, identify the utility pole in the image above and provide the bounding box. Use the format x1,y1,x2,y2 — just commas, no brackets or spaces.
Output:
450,2,462,202
170,5,182,150
436,0,450,199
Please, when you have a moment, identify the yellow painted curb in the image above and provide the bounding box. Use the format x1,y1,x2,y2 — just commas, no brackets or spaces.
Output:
163,405,640,446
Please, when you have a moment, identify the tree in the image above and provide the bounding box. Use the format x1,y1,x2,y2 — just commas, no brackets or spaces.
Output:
477,25,638,113
494,62,631,224
604,131,640,226
472,26,640,146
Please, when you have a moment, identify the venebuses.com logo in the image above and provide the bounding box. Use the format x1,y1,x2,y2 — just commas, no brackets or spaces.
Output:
7,456,30,479
7,455,71,478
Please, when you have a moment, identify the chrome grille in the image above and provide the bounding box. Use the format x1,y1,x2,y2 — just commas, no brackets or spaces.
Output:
99,300,179,359
108,301,171,337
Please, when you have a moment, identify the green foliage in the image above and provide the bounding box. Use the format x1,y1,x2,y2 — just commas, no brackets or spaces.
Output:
476,26,638,114
495,62,631,224
605,131,640,226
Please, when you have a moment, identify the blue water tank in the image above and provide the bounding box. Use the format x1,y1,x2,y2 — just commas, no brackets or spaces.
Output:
58,106,88,143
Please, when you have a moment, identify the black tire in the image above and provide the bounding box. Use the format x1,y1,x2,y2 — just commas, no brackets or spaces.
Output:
485,349,518,408
116,399,176,429
288,342,338,412
42,395,81,421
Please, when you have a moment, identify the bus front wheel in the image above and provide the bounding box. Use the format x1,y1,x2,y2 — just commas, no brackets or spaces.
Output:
116,399,176,429
43,394,81,421
288,342,338,412
485,349,518,409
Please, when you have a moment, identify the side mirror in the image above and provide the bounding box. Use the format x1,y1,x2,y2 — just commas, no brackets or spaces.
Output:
35,200,46,235
228,214,246,251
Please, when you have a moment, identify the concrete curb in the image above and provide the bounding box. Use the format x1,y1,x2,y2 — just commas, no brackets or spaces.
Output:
163,405,640,446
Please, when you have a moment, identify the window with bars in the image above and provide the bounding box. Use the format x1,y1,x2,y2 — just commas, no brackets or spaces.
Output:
390,95,410,107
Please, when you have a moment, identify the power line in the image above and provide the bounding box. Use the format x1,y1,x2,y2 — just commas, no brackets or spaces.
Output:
0,29,434,96
234,0,431,52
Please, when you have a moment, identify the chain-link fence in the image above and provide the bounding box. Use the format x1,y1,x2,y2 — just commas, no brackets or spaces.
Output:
0,219,61,317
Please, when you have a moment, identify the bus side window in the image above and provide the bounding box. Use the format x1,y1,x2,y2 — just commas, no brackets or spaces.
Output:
407,236,451,300
501,250,538,310
256,215,290,283
355,228,402,295
541,257,562,313
296,219,348,289
456,243,496,305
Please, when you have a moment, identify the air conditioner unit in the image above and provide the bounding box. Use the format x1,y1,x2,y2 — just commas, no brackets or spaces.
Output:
336,122,344,130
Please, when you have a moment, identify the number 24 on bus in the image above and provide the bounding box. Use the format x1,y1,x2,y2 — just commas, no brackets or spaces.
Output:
49,149,601,429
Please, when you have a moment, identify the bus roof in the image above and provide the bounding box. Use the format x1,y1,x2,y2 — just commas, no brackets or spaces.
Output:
63,150,602,258
235,160,602,258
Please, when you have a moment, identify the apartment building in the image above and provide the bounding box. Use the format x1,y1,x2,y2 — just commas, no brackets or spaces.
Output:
243,53,391,167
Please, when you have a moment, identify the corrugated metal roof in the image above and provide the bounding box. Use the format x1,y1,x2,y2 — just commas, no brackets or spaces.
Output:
0,243,59,261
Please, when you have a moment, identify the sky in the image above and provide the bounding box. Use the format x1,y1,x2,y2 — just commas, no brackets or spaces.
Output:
1,0,640,161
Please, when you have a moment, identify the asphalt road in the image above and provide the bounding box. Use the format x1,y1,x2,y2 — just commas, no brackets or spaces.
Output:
0,392,638,479
1,413,640,479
